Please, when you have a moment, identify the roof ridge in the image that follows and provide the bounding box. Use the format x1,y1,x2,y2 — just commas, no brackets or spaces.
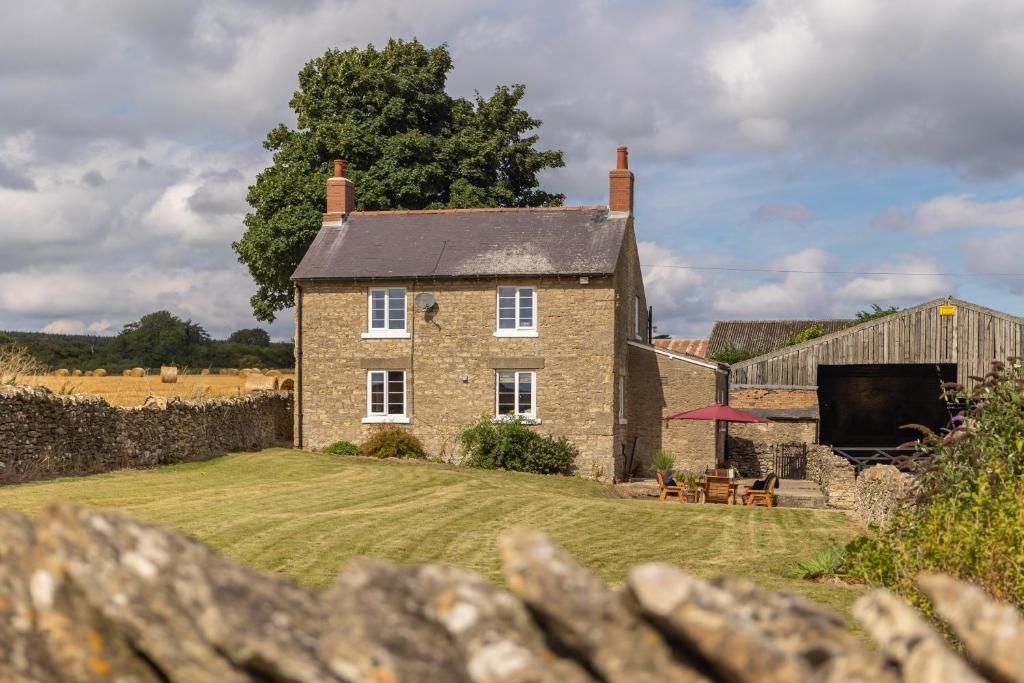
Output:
712,319,854,324
351,205,608,217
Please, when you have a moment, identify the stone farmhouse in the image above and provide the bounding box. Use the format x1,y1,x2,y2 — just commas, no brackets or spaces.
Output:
291,149,727,480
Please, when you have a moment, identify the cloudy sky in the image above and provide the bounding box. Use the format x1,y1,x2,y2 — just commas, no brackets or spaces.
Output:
2,0,1024,340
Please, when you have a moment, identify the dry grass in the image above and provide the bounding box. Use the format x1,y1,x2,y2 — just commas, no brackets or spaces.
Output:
0,449,864,615
20,373,293,406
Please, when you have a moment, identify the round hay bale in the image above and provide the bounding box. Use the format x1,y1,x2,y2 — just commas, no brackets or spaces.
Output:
279,378,295,391
93,368,107,377
200,368,211,375
267,369,283,378
160,366,178,384
244,374,279,393
71,369,83,377
122,369,132,376
238,369,252,378
54,369,70,377
84,370,94,377
130,367,146,378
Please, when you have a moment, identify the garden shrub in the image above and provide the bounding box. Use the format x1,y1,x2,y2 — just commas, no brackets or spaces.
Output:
323,440,358,455
845,359,1024,612
358,426,426,459
459,417,576,475
650,450,675,474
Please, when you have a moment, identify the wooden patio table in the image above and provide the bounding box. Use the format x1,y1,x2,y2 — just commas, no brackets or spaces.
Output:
697,475,739,505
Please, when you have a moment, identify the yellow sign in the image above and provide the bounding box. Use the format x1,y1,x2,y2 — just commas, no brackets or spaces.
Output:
939,304,956,316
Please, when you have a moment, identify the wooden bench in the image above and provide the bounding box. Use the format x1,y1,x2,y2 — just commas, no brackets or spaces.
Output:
743,473,780,507
656,471,686,504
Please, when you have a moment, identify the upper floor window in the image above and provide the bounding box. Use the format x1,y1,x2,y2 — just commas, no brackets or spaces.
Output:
363,288,409,339
495,286,537,337
495,370,536,419
363,370,409,423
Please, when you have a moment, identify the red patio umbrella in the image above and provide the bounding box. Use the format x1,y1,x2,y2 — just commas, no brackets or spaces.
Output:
666,403,769,423
666,403,768,471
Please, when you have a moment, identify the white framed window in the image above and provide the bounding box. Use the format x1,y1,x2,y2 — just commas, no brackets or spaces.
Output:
494,370,537,421
363,370,409,423
362,288,409,339
618,375,627,424
634,295,642,339
494,286,538,337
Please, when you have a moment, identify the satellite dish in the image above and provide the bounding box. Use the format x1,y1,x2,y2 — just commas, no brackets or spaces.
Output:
414,292,437,310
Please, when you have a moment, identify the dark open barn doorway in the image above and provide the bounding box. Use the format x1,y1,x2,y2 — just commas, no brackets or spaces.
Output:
818,363,957,447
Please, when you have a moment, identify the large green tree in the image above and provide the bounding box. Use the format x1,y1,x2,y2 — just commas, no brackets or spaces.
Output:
235,39,566,322
110,311,211,367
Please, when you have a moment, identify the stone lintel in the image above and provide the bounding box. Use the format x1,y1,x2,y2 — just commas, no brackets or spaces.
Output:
359,357,412,370
487,358,545,370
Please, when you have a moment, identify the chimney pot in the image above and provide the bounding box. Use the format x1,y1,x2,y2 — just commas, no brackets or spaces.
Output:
609,146,634,215
326,158,355,217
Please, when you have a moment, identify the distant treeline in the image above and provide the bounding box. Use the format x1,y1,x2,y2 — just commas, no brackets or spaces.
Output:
0,311,293,372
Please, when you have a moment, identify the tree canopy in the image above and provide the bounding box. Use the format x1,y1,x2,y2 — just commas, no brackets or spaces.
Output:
234,39,566,322
855,304,901,323
3,313,292,372
228,328,271,346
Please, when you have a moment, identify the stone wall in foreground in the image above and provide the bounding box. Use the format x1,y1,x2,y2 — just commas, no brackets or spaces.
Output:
0,385,292,484
0,503,1017,682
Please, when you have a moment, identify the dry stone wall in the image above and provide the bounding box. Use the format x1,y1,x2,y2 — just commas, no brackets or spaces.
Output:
854,464,914,528
0,503,1019,682
0,385,292,484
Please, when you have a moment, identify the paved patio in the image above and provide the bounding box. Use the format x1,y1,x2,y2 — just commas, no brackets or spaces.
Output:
617,477,827,508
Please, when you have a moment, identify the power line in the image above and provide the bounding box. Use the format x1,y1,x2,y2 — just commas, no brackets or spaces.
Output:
640,263,1024,278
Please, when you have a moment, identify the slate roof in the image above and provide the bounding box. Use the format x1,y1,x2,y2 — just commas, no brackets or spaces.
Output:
707,319,853,357
292,206,627,280
653,338,708,358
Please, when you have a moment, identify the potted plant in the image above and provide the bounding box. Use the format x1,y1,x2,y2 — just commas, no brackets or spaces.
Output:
680,471,701,502
650,450,676,481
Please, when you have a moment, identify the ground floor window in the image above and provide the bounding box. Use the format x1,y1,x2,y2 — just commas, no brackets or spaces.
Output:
496,370,535,418
366,370,406,419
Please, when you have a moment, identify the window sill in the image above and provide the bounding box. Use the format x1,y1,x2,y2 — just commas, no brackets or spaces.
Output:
492,415,542,425
493,330,539,338
362,416,411,424
361,331,411,339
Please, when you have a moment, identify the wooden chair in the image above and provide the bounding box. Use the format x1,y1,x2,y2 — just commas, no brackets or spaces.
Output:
744,473,780,508
656,471,685,504
702,475,738,505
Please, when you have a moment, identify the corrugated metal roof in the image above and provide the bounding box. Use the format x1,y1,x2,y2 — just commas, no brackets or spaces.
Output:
292,206,626,280
653,338,708,358
708,319,852,357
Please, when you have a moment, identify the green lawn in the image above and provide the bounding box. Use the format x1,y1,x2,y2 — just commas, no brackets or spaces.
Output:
0,448,863,613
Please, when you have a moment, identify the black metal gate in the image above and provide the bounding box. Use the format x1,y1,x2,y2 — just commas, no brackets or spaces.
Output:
774,443,807,480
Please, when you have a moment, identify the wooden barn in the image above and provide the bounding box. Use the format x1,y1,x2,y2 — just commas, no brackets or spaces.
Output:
728,297,1024,452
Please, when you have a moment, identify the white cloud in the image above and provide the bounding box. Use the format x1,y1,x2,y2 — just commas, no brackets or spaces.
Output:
712,248,837,317
904,194,1024,233
639,241,709,337
834,257,953,303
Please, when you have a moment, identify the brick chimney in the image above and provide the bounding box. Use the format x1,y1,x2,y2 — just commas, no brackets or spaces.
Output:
608,146,634,215
325,159,355,220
